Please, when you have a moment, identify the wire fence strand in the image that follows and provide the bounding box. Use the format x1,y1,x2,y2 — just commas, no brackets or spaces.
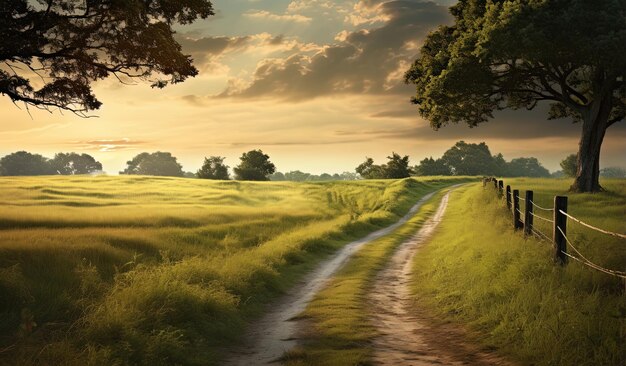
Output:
563,252,626,279
530,211,554,224
559,210,626,240
529,200,553,212
488,178,625,280
532,228,551,242
558,226,626,279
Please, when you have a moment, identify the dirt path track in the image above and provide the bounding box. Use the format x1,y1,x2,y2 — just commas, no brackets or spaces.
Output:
222,191,438,365
370,189,513,366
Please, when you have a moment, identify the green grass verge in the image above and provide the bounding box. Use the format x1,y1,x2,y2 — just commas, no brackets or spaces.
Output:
411,179,625,366
0,175,471,365
283,182,462,366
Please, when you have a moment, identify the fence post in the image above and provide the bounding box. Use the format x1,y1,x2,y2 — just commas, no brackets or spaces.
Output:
506,185,512,210
493,178,498,190
553,196,568,264
524,190,533,236
498,180,504,197
513,189,523,229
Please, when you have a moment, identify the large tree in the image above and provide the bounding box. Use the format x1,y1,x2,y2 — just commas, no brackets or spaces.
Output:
356,154,412,179
0,151,54,175
560,154,578,178
0,0,213,114
197,156,229,180
384,153,412,179
441,141,497,176
414,157,451,176
405,0,625,192
51,152,102,174
120,152,184,177
233,150,275,181
355,157,385,179
507,157,550,178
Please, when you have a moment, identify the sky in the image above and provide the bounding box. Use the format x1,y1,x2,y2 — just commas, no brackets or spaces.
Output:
1,0,624,175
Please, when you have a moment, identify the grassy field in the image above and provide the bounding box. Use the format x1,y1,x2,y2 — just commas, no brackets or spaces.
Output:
0,175,468,365
411,179,626,366
283,188,452,366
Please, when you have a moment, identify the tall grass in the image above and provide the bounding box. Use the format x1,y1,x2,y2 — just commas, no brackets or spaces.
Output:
411,180,625,366
0,175,469,365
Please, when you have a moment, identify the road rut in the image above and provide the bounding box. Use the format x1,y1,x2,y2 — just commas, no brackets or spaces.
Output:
222,191,438,365
370,188,513,366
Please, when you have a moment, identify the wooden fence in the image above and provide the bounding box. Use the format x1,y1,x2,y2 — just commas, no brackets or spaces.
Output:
482,177,626,280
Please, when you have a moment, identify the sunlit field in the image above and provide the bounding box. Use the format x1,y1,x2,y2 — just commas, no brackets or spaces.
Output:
0,175,468,365
412,179,626,366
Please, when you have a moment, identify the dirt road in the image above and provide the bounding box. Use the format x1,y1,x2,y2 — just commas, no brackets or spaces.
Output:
222,191,438,365
370,189,513,366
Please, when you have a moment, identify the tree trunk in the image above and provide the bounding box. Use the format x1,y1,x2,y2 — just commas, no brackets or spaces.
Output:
571,127,604,192
570,94,612,193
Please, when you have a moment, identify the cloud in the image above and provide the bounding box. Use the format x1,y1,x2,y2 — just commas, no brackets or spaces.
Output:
176,34,251,71
358,105,626,141
176,32,323,77
68,138,147,152
286,0,339,13
345,0,391,26
217,137,370,148
217,0,451,101
181,94,205,107
244,10,312,23
370,109,418,119
177,35,250,55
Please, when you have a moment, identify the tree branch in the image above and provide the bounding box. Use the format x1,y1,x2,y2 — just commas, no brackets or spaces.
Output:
607,115,624,128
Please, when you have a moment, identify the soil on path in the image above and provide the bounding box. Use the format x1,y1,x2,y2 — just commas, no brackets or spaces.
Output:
370,189,514,366
222,191,438,366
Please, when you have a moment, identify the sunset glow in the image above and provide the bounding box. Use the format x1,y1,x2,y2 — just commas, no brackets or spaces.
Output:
2,0,624,174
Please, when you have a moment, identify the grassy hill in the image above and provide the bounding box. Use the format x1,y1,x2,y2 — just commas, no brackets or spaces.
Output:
280,178,625,366
0,175,467,365
411,179,626,365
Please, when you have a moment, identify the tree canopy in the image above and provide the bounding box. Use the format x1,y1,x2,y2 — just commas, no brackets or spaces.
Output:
560,154,578,178
414,157,451,176
0,151,53,176
355,153,412,179
355,157,385,179
507,157,550,178
51,152,102,175
120,152,184,177
0,150,102,175
1,0,213,114
384,153,412,179
233,150,275,181
441,141,496,176
413,141,550,177
197,156,229,180
405,0,625,192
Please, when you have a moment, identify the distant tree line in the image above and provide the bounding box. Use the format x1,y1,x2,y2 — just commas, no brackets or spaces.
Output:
412,141,550,177
270,171,358,181
353,141,549,179
0,151,102,176
354,141,625,180
2,145,623,180
557,154,626,179
117,149,277,181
